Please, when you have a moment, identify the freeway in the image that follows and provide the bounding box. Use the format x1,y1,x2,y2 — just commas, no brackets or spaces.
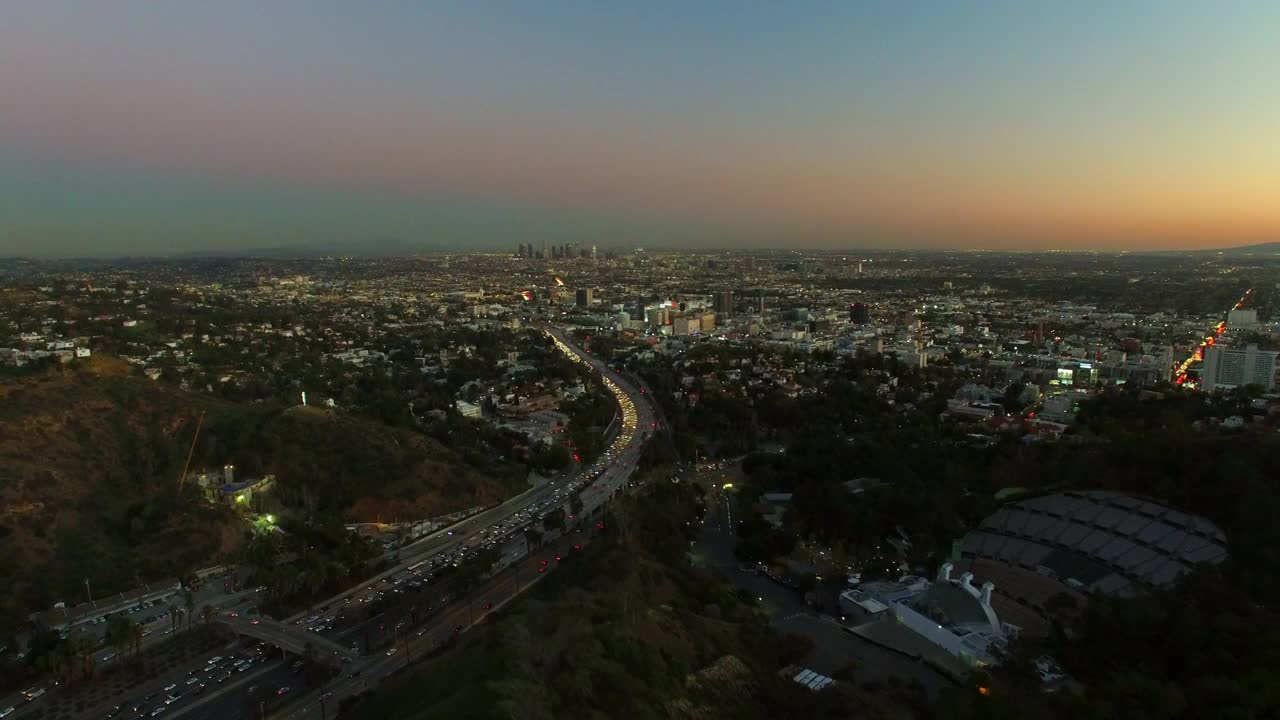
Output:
248,326,654,718
6,325,655,720
201,324,654,719
1174,288,1252,387
272,533,588,720
218,616,357,664
277,327,651,623
2,580,262,719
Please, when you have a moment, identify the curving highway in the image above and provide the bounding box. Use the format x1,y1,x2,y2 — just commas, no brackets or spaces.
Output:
8,326,655,720
202,325,652,719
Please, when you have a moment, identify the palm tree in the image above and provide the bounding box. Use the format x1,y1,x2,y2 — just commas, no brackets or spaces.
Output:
51,641,76,685
105,616,130,659
128,619,144,659
69,634,96,680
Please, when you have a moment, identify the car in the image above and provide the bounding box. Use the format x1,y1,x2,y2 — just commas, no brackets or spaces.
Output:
185,677,201,685
162,684,177,693
192,683,207,696
149,707,166,717
249,618,260,625
348,669,362,678
320,691,333,700
385,648,397,656
1,708,15,718
276,687,291,696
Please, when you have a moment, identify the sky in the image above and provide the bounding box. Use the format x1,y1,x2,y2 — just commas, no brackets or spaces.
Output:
2,1,1279,256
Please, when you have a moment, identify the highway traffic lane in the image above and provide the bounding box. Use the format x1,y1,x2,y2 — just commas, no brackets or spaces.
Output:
263,327,649,717
283,448,588,623
272,536,582,719
175,662,295,720
43,642,281,720
163,658,291,720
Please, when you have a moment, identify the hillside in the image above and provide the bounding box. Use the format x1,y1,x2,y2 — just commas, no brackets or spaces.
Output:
0,357,525,634
347,480,923,720
193,402,528,522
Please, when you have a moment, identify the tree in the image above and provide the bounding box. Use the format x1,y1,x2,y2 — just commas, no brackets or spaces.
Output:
128,617,143,658
535,444,573,472
105,616,139,660
183,591,195,631
456,547,502,588
68,633,97,680
200,605,215,626
542,508,567,533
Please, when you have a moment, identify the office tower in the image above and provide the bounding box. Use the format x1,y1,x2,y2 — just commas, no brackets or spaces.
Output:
849,302,870,325
576,288,594,307
1202,344,1278,391
713,290,734,317
673,315,701,335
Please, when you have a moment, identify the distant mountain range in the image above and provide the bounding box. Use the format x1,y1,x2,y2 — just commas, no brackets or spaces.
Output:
175,237,429,258
1205,241,1280,255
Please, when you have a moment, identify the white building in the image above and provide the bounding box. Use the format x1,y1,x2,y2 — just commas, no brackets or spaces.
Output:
1227,307,1260,330
455,400,483,419
893,564,1013,668
1202,344,1278,392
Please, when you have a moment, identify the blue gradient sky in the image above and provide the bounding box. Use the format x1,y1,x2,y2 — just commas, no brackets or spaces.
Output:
2,1,1278,255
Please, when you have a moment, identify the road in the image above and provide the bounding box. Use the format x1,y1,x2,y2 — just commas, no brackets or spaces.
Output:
694,479,954,697
272,533,589,720
3,325,655,720
225,325,652,719
2,578,261,718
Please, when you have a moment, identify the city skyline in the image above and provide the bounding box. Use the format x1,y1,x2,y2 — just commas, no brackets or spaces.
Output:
4,1,1280,256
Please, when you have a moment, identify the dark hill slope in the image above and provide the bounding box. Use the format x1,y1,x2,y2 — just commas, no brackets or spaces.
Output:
0,358,524,633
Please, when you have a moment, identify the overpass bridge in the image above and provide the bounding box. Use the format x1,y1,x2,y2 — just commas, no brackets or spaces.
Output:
218,615,358,666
